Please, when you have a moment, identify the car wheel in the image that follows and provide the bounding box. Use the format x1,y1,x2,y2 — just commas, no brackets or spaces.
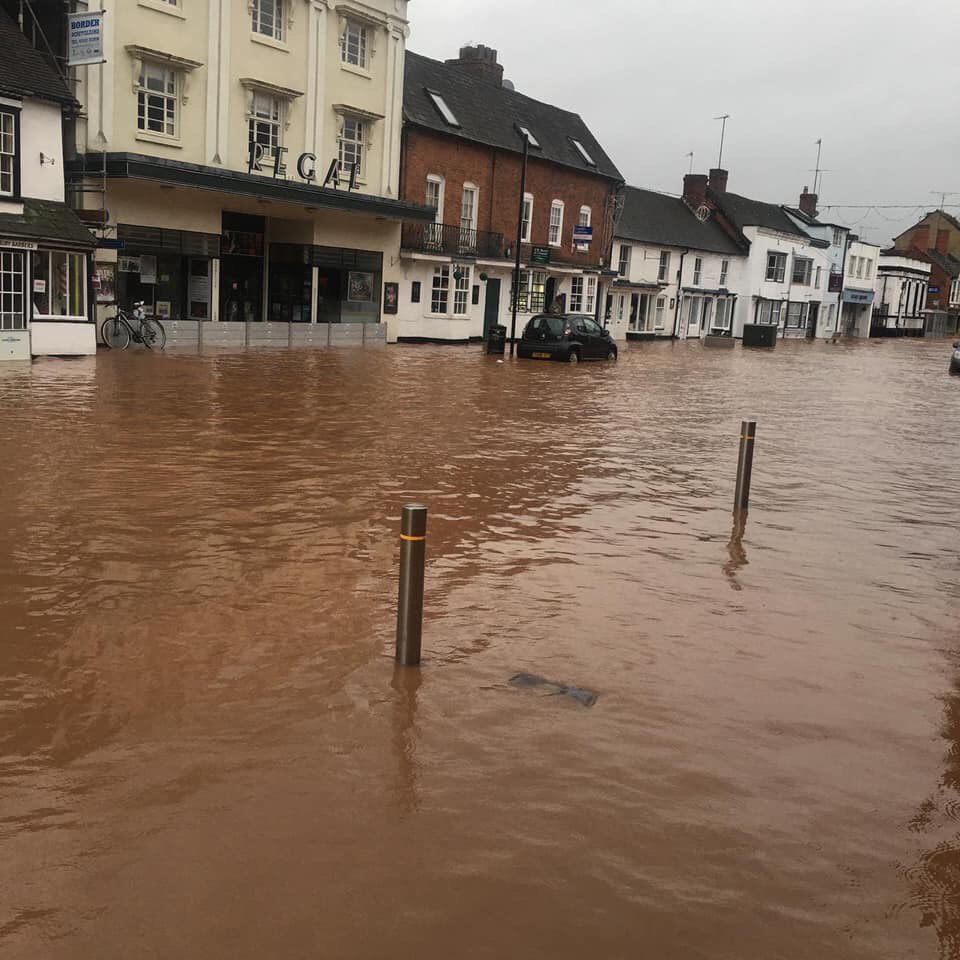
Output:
606,349,617,361
567,349,580,364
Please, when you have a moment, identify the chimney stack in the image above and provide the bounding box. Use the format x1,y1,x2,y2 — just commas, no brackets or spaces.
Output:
936,228,950,255
709,168,729,194
445,44,504,87
683,174,708,210
799,186,818,218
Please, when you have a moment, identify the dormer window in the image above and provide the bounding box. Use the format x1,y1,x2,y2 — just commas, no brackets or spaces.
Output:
571,138,596,167
426,89,460,128
517,125,539,148
0,108,18,197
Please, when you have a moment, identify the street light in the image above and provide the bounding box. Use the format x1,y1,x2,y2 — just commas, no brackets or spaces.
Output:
509,130,531,357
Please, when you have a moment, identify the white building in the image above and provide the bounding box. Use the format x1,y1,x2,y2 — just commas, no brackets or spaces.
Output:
703,171,834,339
0,9,96,361
784,189,852,338
840,239,881,338
610,185,745,341
874,252,931,335
71,0,432,348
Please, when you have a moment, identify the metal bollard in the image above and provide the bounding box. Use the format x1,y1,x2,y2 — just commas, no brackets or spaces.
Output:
734,420,757,512
395,503,428,667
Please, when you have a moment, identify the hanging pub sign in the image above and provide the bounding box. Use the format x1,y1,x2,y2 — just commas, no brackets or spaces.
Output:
249,144,361,192
67,11,106,67
531,246,552,264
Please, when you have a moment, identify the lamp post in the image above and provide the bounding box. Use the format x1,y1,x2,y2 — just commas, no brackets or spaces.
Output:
509,132,530,357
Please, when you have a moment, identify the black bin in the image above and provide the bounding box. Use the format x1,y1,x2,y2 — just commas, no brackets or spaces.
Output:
487,324,507,355
742,323,778,349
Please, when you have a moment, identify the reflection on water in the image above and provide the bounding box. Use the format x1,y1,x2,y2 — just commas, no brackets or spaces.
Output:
2,339,960,959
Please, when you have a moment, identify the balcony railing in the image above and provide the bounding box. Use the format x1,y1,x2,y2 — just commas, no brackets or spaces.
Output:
402,222,505,259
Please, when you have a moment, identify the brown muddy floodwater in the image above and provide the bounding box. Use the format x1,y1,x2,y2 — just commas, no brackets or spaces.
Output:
1,338,960,959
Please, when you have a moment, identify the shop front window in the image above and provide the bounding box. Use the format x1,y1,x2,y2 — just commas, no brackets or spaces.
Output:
32,251,86,320
0,250,25,330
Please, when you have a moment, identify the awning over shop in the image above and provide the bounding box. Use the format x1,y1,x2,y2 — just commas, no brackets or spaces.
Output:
0,198,96,250
73,153,436,224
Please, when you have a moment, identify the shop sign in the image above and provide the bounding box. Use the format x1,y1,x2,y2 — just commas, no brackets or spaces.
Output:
842,289,874,305
531,246,551,265
929,285,941,294
67,11,106,67
94,263,116,303
573,226,593,242
0,238,38,251
248,144,361,192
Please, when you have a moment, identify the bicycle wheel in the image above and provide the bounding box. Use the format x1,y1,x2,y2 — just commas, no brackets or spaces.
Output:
101,315,132,350
140,317,166,351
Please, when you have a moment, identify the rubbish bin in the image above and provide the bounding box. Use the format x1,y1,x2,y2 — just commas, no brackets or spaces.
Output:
487,324,507,355
742,323,778,349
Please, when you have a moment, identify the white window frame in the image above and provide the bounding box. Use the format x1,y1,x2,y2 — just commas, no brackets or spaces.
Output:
513,270,547,313
337,114,367,181
570,276,584,312
460,182,478,239
693,257,703,285
585,276,597,315
549,200,564,247
248,91,284,160
0,108,17,197
618,295,625,321
654,296,666,330
252,0,286,42
814,265,822,289
865,259,873,279
431,265,450,314
720,259,729,287
520,193,533,243
31,250,87,322
766,252,787,283
426,174,445,223
618,244,631,277
136,61,179,139
714,298,732,331
833,227,845,248
340,18,369,70
856,257,864,279
792,257,812,286
658,251,671,283
453,266,471,316
0,249,25,331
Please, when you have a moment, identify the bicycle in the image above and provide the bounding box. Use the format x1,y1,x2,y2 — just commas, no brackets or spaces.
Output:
100,301,167,351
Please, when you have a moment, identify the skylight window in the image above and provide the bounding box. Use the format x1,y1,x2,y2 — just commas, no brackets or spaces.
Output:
427,89,460,128
571,138,596,167
517,125,540,148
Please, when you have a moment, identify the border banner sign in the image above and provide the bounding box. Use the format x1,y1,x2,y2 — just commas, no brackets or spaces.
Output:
68,11,106,67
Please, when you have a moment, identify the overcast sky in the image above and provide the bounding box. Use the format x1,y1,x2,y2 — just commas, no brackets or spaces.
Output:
407,0,960,246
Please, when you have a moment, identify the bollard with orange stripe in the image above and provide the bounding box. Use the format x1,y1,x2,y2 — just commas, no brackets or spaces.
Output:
734,420,757,513
396,503,428,667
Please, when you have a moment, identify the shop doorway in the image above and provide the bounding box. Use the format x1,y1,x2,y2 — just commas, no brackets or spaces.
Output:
316,269,342,324
220,212,264,323
188,259,211,320
268,244,312,322
483,278,501,339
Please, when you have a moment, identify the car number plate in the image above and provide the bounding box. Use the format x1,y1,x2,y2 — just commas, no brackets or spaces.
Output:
532,352,552,359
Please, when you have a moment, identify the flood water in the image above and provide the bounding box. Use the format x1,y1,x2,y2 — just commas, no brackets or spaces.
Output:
1,338,960,959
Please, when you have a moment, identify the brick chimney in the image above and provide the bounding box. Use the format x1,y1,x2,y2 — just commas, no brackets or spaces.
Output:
708,168,728,194
911,224,930,251
937,229,950,254
683,174,708,210
445,44,504,87
799,186,818,218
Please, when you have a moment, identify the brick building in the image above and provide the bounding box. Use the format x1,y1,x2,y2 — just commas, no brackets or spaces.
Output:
891,210,960,333
394,45,623,343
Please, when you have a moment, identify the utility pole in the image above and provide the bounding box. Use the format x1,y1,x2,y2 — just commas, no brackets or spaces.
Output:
714,114,730,169
509,132,530,357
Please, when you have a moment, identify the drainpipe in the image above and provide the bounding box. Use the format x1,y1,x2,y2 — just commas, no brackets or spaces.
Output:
670,249,688,339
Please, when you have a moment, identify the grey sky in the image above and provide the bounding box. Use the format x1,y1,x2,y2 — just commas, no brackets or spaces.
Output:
408,0,960,246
